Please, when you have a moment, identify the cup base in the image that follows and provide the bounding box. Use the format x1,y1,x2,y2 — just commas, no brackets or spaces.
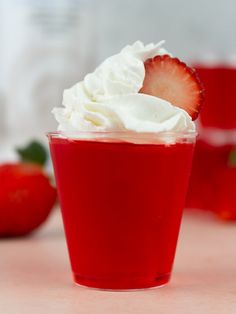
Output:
73,272,170,291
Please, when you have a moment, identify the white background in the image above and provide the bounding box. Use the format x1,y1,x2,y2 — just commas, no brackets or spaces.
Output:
0,0,236,160
95,0,236,63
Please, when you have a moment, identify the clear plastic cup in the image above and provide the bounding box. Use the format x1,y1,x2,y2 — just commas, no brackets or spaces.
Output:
48,131,196,290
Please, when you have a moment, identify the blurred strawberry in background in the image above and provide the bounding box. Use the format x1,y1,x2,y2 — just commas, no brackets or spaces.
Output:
0,141,57,237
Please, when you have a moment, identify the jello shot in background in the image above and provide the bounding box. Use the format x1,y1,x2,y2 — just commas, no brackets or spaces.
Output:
186,65,236,220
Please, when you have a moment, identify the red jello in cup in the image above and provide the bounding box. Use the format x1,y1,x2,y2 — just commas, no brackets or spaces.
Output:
48,131,196,290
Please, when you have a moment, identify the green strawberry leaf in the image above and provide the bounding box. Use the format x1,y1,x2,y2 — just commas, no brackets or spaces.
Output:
16,140,48,166
228,148,236,167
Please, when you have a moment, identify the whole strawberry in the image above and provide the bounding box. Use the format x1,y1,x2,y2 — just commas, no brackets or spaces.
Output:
0,141,57,236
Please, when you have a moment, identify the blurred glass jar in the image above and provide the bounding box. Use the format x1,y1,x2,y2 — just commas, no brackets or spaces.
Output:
0,0,97,141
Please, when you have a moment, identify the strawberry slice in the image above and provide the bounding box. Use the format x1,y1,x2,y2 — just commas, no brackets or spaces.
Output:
139,55,204,120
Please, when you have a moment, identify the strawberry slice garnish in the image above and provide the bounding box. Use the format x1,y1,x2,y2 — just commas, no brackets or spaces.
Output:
139,55,204,120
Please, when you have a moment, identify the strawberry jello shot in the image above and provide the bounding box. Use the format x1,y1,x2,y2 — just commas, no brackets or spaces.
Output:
49,41,203,290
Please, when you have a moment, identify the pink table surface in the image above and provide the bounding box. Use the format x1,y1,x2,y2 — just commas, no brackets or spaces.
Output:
1,209,236,314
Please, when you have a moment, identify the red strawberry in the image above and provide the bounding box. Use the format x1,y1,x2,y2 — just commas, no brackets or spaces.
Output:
0,163,57,236
140,55,204,120
0,140,57,237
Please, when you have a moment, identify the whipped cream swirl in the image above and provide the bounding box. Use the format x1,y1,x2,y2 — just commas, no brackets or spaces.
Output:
53,41,195,134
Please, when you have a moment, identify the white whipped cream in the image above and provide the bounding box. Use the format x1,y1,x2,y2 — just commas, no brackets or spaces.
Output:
53,41,195,135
